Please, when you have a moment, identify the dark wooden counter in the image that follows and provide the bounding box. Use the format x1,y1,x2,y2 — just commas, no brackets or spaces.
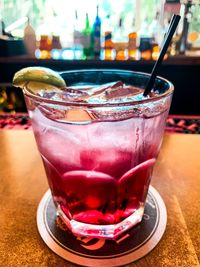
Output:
0,130,200,266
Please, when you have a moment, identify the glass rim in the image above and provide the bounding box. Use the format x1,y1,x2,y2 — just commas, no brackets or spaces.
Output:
23,69,174,108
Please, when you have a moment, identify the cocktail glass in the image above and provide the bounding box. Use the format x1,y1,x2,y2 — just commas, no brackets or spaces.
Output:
24,69,173,239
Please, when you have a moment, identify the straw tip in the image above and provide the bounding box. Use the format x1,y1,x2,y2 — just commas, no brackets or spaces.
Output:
143,14,181,97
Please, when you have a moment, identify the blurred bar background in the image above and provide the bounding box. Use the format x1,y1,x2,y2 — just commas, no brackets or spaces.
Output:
0,0,199,115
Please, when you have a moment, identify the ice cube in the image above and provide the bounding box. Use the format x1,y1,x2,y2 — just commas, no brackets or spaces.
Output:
36,129,82,174
85,83,145,104
35,86,89,103
64,109,97,122
35,81,159,105
44,83,124,104
62,170,117,209
104,85,143,100
61,87,89,102
80,148,133,179
118,158,156,202
86,81,123,96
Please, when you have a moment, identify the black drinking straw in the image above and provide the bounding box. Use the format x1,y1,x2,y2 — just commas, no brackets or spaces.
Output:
143,14,181,97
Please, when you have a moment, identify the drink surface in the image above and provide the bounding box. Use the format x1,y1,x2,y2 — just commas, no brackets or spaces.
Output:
26,81,169,228
35,80,158,104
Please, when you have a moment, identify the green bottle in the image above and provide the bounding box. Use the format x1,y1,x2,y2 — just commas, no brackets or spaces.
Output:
82,13,93,59
93,5,101,59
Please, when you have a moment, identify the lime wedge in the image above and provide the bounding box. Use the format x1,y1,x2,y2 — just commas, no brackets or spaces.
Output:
12,67,66,91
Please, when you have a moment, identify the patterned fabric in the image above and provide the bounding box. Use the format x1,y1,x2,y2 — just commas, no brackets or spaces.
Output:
0,113,200,134
166,116,200,134
0,113,31,129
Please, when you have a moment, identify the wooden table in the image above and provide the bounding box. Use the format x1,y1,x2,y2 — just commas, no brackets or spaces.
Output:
0,131,200,267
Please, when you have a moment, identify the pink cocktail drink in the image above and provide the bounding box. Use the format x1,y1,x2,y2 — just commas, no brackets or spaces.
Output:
24,70,173,239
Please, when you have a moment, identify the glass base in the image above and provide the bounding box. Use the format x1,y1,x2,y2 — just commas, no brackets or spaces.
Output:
56,205,144,239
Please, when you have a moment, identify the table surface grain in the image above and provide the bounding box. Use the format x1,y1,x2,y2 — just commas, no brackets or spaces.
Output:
0,131,200,267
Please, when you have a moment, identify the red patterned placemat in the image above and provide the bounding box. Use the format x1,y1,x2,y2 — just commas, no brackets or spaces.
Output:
0,113,200,134
166,115,200,134
0,113,31,129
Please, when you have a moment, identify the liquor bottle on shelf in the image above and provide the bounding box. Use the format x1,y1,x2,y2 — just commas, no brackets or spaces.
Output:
38,35,52,59
81,13,93,59
138,18,152,60
23,18,37,58
177,1,192,55
103,31,113,60
73,9,82,59
149,12,163,47
102,14,113,60
128,19,138,60
169,33,180,56
139,38,152,60
51,35,62,59
128,32,138,60
113,17,128,60
92,5,101,59
152,41,160,61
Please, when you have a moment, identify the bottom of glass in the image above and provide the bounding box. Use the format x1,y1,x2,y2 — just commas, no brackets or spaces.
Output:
56,205,144,239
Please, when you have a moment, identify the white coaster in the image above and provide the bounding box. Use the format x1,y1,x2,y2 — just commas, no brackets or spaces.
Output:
37,186,167,267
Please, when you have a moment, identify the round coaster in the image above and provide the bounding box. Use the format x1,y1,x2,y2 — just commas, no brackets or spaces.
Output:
37,186,167,267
